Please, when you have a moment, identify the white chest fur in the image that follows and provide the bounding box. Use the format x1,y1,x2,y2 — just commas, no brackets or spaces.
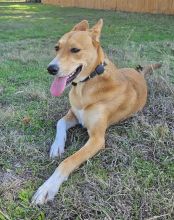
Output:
73,109,85,126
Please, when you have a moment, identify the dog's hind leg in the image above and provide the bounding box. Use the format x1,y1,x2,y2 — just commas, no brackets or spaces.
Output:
32,115,107,205
50,109,78,158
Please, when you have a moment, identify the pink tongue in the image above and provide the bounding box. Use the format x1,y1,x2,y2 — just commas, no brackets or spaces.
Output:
50,76,68,97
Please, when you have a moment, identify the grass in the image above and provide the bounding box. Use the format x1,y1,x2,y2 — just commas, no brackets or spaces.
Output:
0,2,174,220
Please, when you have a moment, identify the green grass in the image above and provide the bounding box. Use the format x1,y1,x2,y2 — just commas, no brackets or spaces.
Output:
0,2,174,220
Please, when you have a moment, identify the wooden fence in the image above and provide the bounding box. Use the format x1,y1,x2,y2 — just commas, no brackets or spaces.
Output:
41,0,174,14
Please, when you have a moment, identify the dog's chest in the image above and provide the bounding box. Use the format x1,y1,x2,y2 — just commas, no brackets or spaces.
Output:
73,108,85,126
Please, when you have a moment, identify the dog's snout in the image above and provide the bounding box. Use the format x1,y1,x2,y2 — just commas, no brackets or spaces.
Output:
47,64,59,75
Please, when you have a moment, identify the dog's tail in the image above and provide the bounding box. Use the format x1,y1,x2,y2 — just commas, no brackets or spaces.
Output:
136,63,162,76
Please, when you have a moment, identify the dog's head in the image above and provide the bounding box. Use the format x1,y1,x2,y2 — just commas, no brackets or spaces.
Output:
48,19,104,96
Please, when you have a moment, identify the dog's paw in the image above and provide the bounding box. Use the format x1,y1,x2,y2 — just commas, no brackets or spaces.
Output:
32,169,67,205
32,181,58,205
50,140,65,158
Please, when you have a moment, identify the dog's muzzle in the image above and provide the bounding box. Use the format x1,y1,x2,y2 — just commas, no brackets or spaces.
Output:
47,64,59,75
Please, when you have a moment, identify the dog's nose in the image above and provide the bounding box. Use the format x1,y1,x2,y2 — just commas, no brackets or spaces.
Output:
47,64,59,75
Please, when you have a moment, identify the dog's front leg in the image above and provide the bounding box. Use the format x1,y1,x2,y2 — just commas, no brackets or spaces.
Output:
50,109,78,158
32,117,107,205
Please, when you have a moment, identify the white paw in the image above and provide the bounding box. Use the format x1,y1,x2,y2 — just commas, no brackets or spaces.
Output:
50,118,67,159
49,140,65,158
32,180,59,205
32,169,67,205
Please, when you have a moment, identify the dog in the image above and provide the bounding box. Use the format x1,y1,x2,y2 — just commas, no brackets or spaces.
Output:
32,19,161,205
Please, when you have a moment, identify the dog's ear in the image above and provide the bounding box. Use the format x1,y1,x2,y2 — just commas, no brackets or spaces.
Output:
90,19,103,42
71,20,89,31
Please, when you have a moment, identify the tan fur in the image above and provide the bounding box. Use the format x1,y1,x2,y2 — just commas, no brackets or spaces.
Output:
32,19,162,204
52,20,160,177
142,63,162,76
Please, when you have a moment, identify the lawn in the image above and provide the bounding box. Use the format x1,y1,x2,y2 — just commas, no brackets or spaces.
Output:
0,2,174,220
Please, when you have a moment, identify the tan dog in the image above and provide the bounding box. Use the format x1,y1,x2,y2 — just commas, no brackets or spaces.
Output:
32,19,161,205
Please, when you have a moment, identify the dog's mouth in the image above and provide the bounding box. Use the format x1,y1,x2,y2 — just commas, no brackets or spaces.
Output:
66,65,83,86
50,65,83,97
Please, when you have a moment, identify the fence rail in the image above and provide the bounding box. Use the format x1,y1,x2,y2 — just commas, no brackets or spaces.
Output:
42,0,174,14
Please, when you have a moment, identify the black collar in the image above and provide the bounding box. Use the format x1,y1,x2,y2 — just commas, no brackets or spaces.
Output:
72,62,107,86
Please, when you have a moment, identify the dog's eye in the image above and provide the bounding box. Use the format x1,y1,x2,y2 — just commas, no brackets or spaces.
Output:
55,45,59,52
71,48,81,53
